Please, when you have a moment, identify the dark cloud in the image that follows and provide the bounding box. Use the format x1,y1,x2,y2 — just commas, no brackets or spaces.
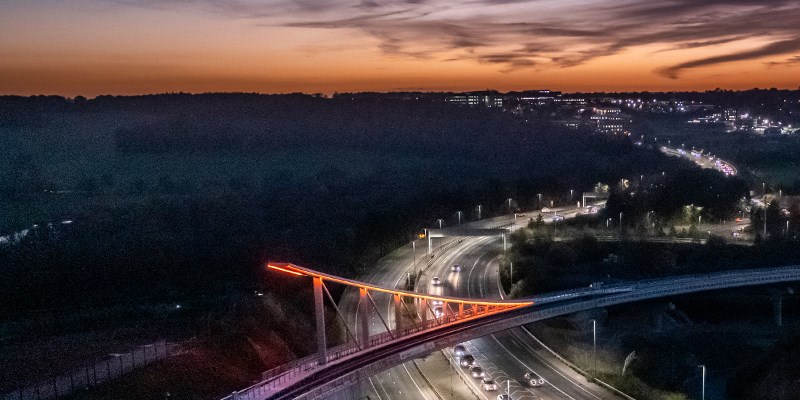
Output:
765,55,800,67
658,38,800,78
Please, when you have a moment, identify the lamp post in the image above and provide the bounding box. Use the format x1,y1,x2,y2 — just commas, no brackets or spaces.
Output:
592,319,597,375
570,189,574,201
699,364,706,400
412,241,416,277
507,198,513,213
537,193,542,209
437,218,443,229
457,211,462,225
477,204,482,220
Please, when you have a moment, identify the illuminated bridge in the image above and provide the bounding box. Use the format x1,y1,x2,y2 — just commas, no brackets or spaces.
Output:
223,264,800,400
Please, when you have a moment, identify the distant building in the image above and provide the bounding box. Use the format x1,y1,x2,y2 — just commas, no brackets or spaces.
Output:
554,97,587,107
446,92,504,108
593,107,622,115
590,107,625,134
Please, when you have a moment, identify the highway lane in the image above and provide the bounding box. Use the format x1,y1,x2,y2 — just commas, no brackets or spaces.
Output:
418,237,615,400
337,222,526,400
335,209,614,400
338,240,446,400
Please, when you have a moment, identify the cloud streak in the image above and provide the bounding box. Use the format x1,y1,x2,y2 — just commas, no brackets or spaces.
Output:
114,0,800,78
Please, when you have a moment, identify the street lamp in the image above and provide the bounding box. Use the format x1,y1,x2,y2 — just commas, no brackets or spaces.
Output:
412,241,417,277
437,218,443,229
698,364,706,400
619,212,623,228
570,189,574,201
477,204,482,220
507,198,513,213
457,211,462,225
592,319,597,375
537,193,542,208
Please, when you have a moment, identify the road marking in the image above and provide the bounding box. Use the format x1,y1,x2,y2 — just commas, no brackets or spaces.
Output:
509,329,604,400
402,362,432,400
490,335,577,400
368,377,384,400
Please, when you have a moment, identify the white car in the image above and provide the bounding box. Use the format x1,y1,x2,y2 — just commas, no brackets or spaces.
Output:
470,366,485,378
451,264,462,272
524,371,545,387
431,277,442,286
497,395,512,400
482,378,498,391
434,306,444,318
453,345,466,357
459,355,475,367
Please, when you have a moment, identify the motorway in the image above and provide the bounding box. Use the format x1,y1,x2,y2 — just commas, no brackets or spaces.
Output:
659,145,737,176
339,206,616,400
417,237,613,400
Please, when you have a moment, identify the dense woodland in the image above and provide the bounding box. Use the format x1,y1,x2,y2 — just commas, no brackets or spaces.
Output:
0,93,695,316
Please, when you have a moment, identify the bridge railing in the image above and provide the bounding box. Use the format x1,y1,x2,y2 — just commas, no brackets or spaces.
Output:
223,303,518,400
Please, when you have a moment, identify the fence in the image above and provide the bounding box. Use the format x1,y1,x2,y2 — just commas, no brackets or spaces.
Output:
2,341,178,400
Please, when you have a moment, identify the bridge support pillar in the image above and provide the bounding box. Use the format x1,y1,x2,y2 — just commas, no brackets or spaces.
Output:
313,276,327,365
394,294,403,335
359,288,370,347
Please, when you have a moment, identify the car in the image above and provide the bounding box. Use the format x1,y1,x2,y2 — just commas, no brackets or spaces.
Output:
497,395,512,400
453,345,466,357
553,214,565,221
451,264,462,272
731,231,741,237
523,371,545,387
735,217,743,222
431,277,441,286
434,306,444,318
470,366,485,378
459,355,475,367
482,378,498,391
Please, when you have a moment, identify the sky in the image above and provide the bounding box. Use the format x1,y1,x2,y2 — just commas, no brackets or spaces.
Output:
1,0,799,96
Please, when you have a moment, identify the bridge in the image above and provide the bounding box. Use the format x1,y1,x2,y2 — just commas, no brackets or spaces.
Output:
223,264,800,400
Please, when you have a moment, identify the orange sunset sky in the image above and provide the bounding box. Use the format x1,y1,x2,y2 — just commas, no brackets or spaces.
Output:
2,0,799,96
